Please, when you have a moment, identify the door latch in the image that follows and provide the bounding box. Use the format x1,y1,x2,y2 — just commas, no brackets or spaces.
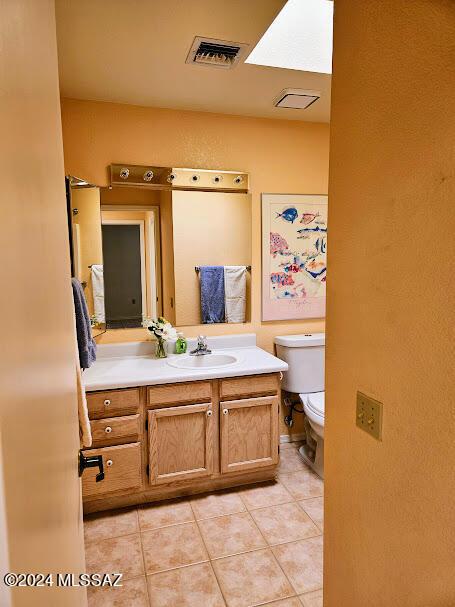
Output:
79,452,105,482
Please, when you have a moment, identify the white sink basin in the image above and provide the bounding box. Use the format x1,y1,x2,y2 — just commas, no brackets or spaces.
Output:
167,354,238,370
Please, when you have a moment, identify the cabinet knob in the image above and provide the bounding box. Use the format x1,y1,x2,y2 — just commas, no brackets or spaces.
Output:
106,459,113,467
104,399,111,407
223,408,228,415
206,410,213,417
105,426,112,434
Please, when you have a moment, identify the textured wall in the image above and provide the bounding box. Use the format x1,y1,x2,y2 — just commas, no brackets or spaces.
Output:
325,1,455,605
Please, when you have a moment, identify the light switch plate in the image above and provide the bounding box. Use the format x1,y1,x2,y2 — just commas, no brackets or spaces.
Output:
356,392,383,440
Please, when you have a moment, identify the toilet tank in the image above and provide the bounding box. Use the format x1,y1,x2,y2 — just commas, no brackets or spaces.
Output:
274,333,325,394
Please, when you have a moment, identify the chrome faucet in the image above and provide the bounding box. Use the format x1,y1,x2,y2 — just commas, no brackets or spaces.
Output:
190,335,212,356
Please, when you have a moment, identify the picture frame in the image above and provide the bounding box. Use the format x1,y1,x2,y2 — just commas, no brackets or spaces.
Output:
261,193,328,321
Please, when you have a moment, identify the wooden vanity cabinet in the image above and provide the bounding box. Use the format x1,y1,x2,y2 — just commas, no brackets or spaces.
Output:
90,414,141,448
220,396,279,474
82,373,281,513
81,443,142,498
148,403,214,484
86,388,140,419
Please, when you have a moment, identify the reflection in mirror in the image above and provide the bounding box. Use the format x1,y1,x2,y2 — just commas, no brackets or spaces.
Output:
69,180,104,324
172,190,251,326
68,176,251,329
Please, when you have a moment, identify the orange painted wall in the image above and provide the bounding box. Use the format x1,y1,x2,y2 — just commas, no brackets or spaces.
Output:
61,98,330,437
325,1,455,606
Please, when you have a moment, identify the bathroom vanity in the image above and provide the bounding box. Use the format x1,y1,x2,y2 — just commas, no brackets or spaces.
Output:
81,335,288,513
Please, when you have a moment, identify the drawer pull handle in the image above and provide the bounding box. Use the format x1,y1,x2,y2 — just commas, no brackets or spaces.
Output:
105,426,112,434
106,459,113,467
206,410,212,417
223,408,228,415
104,399,111,407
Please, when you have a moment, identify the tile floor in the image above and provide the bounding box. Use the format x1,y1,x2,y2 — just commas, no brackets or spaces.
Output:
84,441,324,607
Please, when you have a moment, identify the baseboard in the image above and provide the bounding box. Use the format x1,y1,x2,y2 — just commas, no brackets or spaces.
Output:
280,433,306,444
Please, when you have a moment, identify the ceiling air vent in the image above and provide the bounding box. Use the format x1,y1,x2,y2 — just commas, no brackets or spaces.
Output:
274,88,321,110
186,37,248,69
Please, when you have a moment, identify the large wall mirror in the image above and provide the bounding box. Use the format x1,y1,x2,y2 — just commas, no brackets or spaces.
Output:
67,171,251,329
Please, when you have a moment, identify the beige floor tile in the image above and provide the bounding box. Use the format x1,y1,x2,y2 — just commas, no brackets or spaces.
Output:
84,508,138,545
298,498,324,530
263,598,303,607
138,499,194,531
141,522,208,574
238,482,294,510
212,548,294,607
280,441,304,451
198,512,266,558
250,502,320,545
278,448,310,474
85,534,144,581
87,576,148,606
279,470,324,500
147,562,225,607
272,537,323,595
191,490,246,520
300,589,323,607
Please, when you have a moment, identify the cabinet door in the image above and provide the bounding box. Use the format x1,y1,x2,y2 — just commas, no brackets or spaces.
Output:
220,396,279,474
82,443,142,498
148,403,214,485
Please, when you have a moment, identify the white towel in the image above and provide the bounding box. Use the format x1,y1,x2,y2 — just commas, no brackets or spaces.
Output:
76,362,92,448
91,264,105,323
224,266,247,323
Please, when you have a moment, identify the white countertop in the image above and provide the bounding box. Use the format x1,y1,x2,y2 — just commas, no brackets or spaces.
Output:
83,334,288,392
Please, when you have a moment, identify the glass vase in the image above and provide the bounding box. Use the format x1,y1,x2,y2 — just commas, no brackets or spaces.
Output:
155,338,167,359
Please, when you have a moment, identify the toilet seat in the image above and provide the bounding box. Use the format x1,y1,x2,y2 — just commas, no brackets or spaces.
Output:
300,391,325,440
299,391,325,418
307,392,325,417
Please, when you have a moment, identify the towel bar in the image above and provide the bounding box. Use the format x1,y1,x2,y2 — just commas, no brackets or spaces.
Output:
195,265,251,272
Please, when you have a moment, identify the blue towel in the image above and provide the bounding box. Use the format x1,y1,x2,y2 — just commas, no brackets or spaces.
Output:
199,266,225,324
72,278,97,369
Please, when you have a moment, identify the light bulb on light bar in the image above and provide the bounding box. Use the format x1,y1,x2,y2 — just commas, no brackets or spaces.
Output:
246,0,333,75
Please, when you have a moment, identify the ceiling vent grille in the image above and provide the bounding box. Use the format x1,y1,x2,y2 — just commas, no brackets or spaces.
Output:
273,88,321,110
186,37,248,69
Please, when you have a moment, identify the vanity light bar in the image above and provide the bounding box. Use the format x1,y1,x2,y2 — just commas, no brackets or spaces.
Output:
110,164,249,192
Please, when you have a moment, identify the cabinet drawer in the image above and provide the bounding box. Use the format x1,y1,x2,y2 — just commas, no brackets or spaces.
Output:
82,443,142,498
90,414,141,448
87,388,140,420
220,374,279,400
147,381,211,408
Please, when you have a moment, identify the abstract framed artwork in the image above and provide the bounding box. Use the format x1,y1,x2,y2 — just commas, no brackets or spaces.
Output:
262,193,328,321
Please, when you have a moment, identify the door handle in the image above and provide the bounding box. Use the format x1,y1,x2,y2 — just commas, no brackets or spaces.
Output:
79,452,105,482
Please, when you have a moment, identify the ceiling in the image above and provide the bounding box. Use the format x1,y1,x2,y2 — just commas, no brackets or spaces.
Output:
55,0,331,123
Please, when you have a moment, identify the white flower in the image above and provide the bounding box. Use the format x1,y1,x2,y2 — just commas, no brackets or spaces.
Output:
160,323,178,341
143,317,177,341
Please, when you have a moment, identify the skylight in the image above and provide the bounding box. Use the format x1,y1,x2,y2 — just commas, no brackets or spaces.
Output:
246,0,333,75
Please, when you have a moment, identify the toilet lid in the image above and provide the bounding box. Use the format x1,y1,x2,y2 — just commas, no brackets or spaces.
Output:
306,392,325,417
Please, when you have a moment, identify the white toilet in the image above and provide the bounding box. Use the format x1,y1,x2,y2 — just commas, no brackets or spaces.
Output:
274,333,325,478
